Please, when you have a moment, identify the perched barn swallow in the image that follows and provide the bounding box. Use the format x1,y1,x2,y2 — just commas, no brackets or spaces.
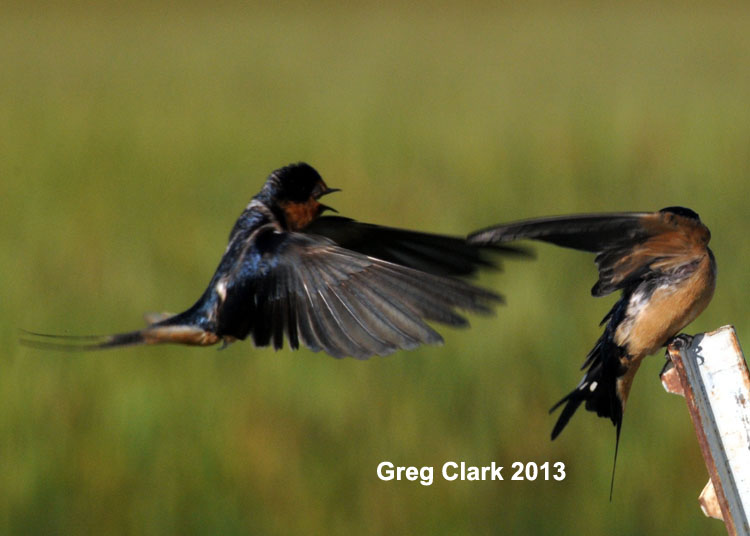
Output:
23,163,523,359
469,207,716,487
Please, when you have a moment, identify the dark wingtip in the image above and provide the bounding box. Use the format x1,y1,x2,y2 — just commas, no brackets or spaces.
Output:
484,243,536,259
484,288,505,305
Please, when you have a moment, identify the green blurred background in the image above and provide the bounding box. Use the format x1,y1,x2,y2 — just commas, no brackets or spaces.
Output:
3,2,749,534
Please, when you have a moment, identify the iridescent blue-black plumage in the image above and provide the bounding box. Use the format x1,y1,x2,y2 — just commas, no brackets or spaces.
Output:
23,162,519,359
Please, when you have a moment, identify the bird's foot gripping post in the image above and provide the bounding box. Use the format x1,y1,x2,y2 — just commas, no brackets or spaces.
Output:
660,326,750,536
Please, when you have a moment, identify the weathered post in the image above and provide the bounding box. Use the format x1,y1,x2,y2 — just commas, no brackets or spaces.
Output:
661,326,749,536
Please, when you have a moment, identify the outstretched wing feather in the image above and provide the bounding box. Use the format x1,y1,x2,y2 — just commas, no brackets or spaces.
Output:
228,232,500,358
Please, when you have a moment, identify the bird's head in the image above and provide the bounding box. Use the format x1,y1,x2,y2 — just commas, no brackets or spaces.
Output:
262,162,340,231
659,206,701,221
659,206,710,243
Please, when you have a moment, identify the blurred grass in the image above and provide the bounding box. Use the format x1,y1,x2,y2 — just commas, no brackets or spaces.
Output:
2,2,750,534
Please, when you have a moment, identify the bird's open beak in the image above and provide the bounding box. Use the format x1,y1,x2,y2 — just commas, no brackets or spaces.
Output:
318,187,341,198
319,203,338,214
316,187,340,213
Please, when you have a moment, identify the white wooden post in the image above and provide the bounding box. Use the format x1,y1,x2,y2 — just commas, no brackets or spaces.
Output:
661,325,750,536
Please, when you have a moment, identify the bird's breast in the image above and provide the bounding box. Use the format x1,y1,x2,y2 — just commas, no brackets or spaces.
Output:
614,253,716,358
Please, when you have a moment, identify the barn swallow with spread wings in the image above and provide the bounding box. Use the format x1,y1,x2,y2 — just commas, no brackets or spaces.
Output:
469,207,716,480
23,163,525,359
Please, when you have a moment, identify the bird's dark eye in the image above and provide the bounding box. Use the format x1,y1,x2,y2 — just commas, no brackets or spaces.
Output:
659,206,700,221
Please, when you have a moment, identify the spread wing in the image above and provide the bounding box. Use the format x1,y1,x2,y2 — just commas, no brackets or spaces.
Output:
305,216,529,277
216,229,502,359
468,210,709,297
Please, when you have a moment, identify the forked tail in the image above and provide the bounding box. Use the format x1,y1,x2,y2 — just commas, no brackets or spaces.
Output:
20,320,221,351
549,329,627,500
